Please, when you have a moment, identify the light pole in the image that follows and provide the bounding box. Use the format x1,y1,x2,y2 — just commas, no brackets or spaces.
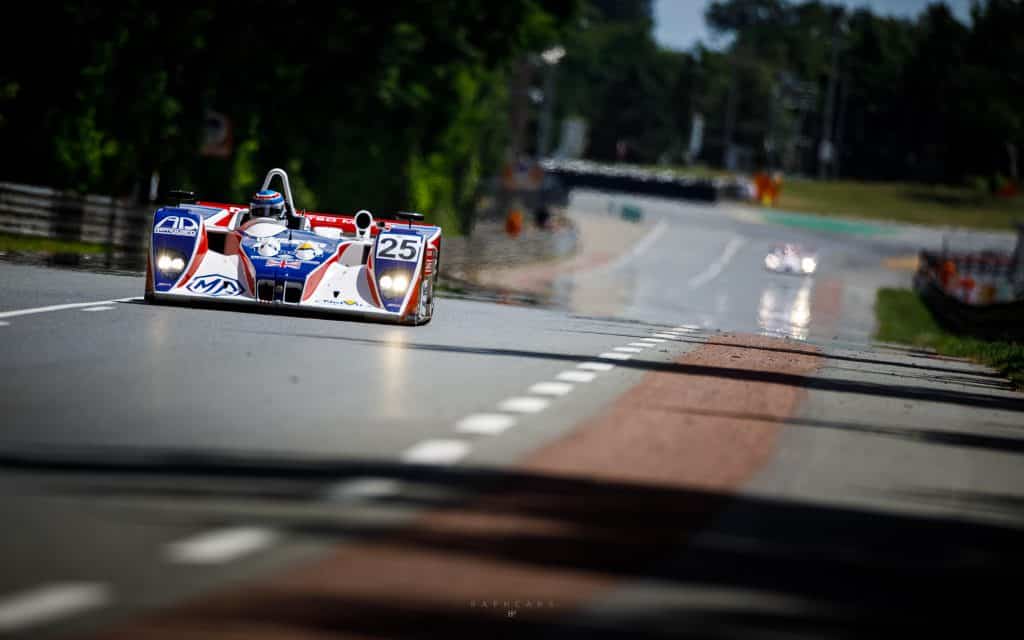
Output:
536,46,565,159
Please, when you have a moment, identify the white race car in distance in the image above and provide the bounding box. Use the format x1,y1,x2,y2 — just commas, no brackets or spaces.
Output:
764,243,818,275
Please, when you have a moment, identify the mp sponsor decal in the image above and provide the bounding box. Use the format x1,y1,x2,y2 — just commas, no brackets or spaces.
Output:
186,274,242,297
155,216,199,237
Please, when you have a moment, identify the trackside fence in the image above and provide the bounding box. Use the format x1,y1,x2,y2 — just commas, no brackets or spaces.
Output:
0,182,151,252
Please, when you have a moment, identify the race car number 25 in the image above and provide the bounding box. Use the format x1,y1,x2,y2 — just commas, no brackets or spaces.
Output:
375,235,422,262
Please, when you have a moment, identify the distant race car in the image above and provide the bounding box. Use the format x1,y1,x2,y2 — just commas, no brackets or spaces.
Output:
764,243,818,275
145,168,441,325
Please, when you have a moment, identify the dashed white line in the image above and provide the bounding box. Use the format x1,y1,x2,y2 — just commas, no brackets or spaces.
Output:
614,346,643,353
578,361,616,372
401,439,470,465
528,381,574,396
557,370,597,382
0,297,142,320
652,333,682,340
598,352,633,361
641,338,666,343
687,236,747,289
326,477,401,500
0,582,111,632
628,342,654,348
0,321,9,327
498,396,551,413
82,306,115,312
165,526,277,565
456,413,517,435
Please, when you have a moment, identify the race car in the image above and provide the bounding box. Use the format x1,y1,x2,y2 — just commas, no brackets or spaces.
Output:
764,243,818,275
145,168,441,325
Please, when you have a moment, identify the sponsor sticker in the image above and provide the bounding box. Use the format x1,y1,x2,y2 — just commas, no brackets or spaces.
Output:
186,274,242,297
264,258,302,269
155,215,199,237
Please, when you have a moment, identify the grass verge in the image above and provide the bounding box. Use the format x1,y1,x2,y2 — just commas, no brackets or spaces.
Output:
0,233,108,255
875,288,1024,389
778,180,1023,230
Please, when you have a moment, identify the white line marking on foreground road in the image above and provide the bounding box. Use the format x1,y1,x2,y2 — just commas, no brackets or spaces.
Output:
326,477,401,501
652,333,682,340
641,338,666,343
528,381,574,396
0,321,9,327
687,236,747,289
628,342,654,348
614,346,643,353
498,397,551,413
82,306,115,312
0,297,142,320
456,414,517,435
0,583,111,632
578,361,616,372
598,352,633,361
557,370,597,383
165,527,277,565
401,439,470,465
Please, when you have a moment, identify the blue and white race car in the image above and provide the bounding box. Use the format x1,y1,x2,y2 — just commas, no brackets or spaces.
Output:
145,168,441,325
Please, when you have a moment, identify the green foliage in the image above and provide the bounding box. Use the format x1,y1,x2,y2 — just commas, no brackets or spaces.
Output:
875,288,1024,388
0,1,581,233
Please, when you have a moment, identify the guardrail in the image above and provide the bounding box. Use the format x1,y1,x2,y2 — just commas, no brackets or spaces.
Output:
0,182,150,252
540,159,754,203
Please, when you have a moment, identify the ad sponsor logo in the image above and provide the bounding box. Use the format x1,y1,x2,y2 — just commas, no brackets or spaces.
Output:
155,215,199,237
186,274,242,297
322,296,366,308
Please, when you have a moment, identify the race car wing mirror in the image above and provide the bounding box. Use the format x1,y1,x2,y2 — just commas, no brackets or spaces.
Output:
395,211,424,228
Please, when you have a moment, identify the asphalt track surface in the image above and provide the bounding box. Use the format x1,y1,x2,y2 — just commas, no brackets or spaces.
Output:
0,191,1022,638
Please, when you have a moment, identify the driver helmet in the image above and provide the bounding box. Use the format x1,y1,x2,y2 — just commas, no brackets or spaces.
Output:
249,189,287,221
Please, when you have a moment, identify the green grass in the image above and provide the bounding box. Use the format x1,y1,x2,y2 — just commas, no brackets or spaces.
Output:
875,288,1024,388
0,233,108,255
778,179,1024,230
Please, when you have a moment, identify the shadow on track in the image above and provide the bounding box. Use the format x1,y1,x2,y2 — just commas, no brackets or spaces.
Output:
241,330,1024,413
2,448,1021,638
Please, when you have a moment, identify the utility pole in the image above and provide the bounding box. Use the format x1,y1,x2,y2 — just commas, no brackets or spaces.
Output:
818,9,843,179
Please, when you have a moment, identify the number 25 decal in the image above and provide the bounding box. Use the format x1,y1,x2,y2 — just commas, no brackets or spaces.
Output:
376,236,421,261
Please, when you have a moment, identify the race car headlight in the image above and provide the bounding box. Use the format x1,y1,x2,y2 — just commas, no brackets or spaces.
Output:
765,254,781,269
156,252,186,275
801,257,817,273
378,273,409,295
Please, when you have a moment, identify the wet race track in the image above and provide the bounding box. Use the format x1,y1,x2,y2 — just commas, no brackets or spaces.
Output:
1,191,1022,638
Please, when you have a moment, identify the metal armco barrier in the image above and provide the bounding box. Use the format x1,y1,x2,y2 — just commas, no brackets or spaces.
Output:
0,182,150,251
540,159,753,203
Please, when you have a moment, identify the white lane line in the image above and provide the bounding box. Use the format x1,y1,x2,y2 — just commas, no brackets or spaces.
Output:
401,439,470,465
0,321,9,327
641,338,666,343
614,346,643,353
0,583,110,632
528,381,574,396
165,527,277,565
675,324,702,331
578,361,616,372
82,306,115,312
583,220,669,276
498,396,551,413
653,333,682,340
326,477,401,500
0,297,142,320
598,352,633,361
687,236,747,289
628,342,655,348
456,413,517,435
557,370,597,383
